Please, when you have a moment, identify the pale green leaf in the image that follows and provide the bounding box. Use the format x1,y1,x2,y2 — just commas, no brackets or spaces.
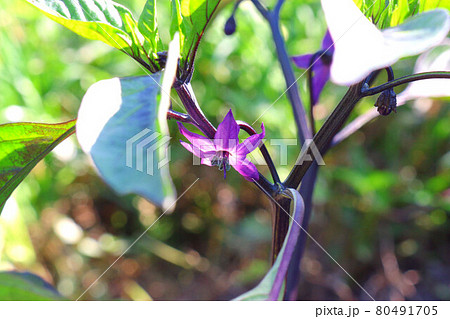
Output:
170,0,221,79
138,0,163,58
0,120,75,214
26,0,160,72
0,271,65,301
353,0,449,27
76,75,176,210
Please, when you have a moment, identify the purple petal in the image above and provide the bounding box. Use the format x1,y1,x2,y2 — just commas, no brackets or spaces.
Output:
321,29,334,54
180,141,216,160
201,157,214,167
178,123,216,153
235,123,265,157
214,109,239,152
232,157,259,181
292,53,314,69
311,63,331,105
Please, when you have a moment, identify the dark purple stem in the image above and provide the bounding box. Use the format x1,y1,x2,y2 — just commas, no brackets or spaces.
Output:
282,68,447,298
285,83,364,189
284,163,318,300
251,0,312,144
237,120,281,184
268,188,305,300
251,0,311,262
331,108,379,147
333,70,450,146
361,71,450,97
174,82,217,138
167,109,192,123
308,52,322,135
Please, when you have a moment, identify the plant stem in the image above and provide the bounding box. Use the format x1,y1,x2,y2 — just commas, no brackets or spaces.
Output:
174,82,217,138
273,0,285,16
308,52,322,135
250,0,269,19
361,71,450,97
268,16,312,144
167,109,192,123
385,66,394,81
271,194,291,263
333,70,450,147
275,70,449,296
331,108,379,147
284,163,318,300
237,120,281,184
251,0,312,144
281,69,450,297
285,83,364,189
251,0,313,262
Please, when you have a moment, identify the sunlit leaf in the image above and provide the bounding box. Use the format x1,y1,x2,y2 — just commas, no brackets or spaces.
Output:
170,0,221,79
323,0,450,85
138,0,163,59
0,120,75,213
233,189,304,301
0,271,65,301
420,0,448,12
26,0,160,72
76,75,176,211
398,42,450,105
353,0,448,27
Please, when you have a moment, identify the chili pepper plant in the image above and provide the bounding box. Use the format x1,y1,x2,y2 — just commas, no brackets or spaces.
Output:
1,0,449,300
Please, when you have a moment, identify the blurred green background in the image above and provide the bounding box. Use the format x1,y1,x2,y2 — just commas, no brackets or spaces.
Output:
0,0,449,300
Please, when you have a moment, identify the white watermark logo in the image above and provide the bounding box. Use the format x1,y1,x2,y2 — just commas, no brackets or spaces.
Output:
126,129,171,175
126,132,325,173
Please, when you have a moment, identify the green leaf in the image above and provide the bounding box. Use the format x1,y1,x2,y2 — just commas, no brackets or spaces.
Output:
0,120,75,214
76,75,176,210
138,0,163,58
170,0,221,79
0,271,65,301
420,0,446,12
26,0,160,72
353,0,449,27
233,189,304,301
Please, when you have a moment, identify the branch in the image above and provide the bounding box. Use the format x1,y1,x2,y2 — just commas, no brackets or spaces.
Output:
174,82,217,138
167,109,192,123
331,108,379,147
361,71,450,97
268,17,312,144
285,83,364,189
308,52,323,135
251,0,270,19
251,0,312,144
273,0,285,17
333,70,450,147
284,163,318,300
237,120,281,184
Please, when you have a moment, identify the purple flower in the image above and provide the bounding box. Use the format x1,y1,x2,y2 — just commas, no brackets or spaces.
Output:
292,30,334,105
178,110,265,181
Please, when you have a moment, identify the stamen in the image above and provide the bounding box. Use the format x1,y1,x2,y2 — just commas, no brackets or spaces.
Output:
211,151,231,178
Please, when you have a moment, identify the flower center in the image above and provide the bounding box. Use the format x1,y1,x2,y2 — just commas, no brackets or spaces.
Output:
211,151,231,178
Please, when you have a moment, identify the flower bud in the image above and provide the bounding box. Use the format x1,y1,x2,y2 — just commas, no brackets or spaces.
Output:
375,88,397,116
224,16,236,35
